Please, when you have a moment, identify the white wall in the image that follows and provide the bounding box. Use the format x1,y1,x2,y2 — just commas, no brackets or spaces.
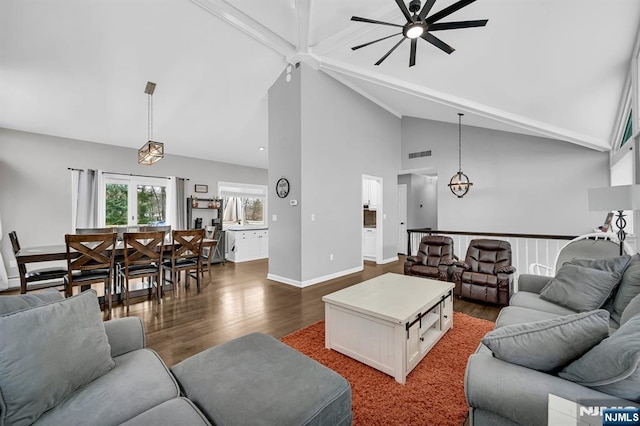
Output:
267,64,401,286
0,127,267,285
401,117,610,235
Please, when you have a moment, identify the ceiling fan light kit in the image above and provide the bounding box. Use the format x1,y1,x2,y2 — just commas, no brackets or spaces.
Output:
351,0,488,67
448,113,473,198
138,81,164,165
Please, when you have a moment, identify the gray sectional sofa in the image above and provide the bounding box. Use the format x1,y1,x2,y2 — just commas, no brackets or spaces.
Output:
0,289,352,426
465,254,640,426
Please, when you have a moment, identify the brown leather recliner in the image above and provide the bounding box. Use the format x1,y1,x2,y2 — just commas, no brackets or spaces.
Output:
404,236,455,281
453,239,515,305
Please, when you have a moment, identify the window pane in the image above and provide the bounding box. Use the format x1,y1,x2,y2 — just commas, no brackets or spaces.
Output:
620,110,633,148
245,198,264,224
105,183,128,226
137,185,166,225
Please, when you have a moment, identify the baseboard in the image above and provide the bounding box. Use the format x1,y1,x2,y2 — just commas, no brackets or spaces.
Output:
268,265,364,288
379,256,399,264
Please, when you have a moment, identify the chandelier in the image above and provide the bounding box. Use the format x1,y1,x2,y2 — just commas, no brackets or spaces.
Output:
138,81,164,165
448,113,473,198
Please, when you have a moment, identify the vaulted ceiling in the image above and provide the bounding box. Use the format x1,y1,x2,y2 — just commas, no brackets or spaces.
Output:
2,0,639,169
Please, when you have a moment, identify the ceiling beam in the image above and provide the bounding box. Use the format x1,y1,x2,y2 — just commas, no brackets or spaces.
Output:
191,0,296,58
296,0,311,53
320,57,610,152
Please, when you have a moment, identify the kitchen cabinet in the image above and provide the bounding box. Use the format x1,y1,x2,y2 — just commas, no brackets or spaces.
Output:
362,179,378,210
363,228,376,259
227,229,269,262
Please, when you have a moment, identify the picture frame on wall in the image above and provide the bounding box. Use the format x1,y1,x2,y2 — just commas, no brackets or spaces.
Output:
194,184,208,193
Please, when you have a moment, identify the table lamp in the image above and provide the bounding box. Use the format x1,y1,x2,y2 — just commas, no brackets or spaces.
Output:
588,184,640,255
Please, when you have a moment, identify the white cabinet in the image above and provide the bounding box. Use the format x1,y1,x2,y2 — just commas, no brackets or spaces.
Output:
363,228,376,259
227,229,269,262
362,179,378,210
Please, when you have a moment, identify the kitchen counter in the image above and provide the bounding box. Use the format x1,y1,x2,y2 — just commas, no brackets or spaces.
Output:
227,226,269,231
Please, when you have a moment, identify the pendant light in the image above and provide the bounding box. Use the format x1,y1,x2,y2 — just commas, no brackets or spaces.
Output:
138,81,164,165
448,113,473,198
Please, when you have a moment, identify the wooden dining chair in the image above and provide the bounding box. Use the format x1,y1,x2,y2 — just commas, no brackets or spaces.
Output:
201,228,217,279
75,227,117,234
162,229,204,293
118,231,165,307
9,231,67,292
64,233,117,312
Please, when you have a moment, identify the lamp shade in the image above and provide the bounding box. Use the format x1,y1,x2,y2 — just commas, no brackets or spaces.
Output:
138,141,164,165
588,185,640,211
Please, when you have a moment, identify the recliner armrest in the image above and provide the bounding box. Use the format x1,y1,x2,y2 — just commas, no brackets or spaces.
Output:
104,317,146,358
496,266,516,274
455,261,470,270
405,256,422,264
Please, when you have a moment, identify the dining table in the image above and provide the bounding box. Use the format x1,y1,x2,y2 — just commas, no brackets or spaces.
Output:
15,238,219,295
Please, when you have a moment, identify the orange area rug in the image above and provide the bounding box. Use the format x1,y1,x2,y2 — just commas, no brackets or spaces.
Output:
281,312,494,426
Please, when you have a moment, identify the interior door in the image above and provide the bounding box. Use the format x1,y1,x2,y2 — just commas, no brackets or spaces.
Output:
398,184,408,255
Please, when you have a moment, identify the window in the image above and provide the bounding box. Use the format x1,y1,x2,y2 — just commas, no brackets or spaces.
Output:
218,182,267,227
102,174,169,227
619,110,633,148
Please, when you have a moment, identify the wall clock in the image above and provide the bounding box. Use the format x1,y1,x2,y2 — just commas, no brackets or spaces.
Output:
276,177,290,198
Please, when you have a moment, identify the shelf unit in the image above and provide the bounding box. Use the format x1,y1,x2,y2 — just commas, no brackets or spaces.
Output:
186,196,225,264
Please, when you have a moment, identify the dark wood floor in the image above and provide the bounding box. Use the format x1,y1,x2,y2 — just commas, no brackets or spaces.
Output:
107,256,500,366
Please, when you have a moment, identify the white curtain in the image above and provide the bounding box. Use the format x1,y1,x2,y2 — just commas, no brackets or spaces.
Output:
74,169,101,230
168,177,187,230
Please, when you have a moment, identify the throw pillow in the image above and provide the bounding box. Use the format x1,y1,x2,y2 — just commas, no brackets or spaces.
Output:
559,313,640,402
0,290,115,426
481,310,610,373
568,254,632,274
612,254,640,324
621,294,640,327
540,264,622,312
0,288,64,316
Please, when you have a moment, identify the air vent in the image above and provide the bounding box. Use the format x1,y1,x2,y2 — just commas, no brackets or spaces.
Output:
408,150,432,159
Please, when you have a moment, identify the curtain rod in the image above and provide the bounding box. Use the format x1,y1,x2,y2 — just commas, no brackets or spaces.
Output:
68,168,189,181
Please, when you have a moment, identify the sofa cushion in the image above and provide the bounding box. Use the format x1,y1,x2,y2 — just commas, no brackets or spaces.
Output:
621,294,640,326
539,263,622,312
568,254,632,274
494,306,562,328
509,291,577,316
559,313,640,402
612,254,640,324
0,288,63,316
119,398,211,426
172,332,352,426
0,290,115,426
35,348,180,425
482,310,610,373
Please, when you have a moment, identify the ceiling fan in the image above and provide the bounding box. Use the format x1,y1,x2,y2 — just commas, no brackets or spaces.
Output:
351,0,488,67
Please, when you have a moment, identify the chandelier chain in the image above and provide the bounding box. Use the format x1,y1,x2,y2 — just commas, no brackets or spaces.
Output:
148,93,153,141
458,113,463,172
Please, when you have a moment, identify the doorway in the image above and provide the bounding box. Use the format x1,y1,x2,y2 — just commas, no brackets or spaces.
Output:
398,184,407,254
362,175,383,263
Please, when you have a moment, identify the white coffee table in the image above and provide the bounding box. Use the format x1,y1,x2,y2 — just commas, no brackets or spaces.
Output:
322,273,454,384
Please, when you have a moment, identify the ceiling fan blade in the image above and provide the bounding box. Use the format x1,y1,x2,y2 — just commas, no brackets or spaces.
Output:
429,19,488,31
351,16,404,28
418,0,437,20
395,0,414,22
375,38,406,65
421,32,455,54
351,32,403,51
426,0,476,24
409,38,417,67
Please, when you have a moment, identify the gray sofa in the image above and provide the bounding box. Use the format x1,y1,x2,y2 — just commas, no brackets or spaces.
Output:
0,289,352,426
465,257,640,426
